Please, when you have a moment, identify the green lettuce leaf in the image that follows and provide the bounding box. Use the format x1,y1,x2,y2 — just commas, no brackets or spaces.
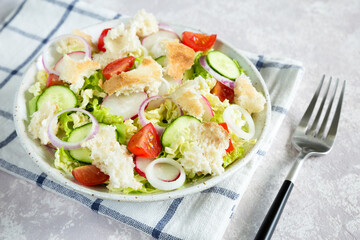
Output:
144,99,180,128
54,147,83,173
81,70,105,92
223,145,245,168
89,98,127,144
188,52,212,80
110,175,161,194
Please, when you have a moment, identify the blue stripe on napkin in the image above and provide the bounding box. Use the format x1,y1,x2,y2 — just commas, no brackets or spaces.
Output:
0,131,17,149
0,0,78,89
0,0,26,33
0,110,13,120
152,198,184,239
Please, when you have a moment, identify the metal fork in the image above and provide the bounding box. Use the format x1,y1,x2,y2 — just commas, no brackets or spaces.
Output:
254,75,346,240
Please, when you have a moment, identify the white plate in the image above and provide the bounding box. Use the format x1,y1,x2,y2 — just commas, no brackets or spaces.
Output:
13,18,271,202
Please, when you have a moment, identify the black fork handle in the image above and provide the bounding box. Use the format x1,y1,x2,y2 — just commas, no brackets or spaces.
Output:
254,180,294,240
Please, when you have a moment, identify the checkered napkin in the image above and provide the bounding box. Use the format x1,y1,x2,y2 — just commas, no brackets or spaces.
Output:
0,0,304,239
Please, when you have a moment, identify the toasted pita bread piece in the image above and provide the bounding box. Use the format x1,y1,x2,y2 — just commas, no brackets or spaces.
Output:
165,40,195,79
58,55,100,93
103,57,162,96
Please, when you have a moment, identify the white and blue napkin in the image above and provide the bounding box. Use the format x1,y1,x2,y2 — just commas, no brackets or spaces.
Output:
0,0,304,239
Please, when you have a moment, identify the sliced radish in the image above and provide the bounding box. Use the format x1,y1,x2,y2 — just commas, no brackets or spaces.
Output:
158,76,182,95
54,51,86,73
201,95,214,121
142,30,180,58
42,34,91,76
153,163,181,182
134,156,154,178
145,158,186,190
142,30,180,49
101,92,147,120
158,23,176,33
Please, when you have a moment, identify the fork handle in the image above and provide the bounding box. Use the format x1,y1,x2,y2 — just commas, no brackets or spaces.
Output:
254,180,294,240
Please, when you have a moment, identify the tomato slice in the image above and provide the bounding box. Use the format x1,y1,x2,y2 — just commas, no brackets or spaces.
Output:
182,31,217,52
97,28,111,52
219,122,234,153
46,73,65,87
72,165,109,186
211,81,234,103
127,123,161,158
102,56,136,80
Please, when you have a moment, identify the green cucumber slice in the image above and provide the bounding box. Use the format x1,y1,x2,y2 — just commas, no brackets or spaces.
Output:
36,85,77,111
68,123,109,163
206,51,240,80
161,115,200,148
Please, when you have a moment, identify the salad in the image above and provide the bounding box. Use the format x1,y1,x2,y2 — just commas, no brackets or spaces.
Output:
26,10,266,194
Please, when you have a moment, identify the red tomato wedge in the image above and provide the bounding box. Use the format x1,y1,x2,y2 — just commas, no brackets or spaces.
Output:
97,28,111,52
219,122,234,153
211,81,234,103
46,73,65,87
102,56,136,80
182,31,217,52
127,123,161,158
72,165,109,186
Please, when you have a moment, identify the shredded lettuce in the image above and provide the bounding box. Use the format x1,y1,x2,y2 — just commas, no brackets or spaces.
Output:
28,70,48,97
191,52,212,79
204,93,230,123
123,119,139,142
110,175,161,194
223,145,245,168
54,147,83,173
82,70,105,92
144,99,180,128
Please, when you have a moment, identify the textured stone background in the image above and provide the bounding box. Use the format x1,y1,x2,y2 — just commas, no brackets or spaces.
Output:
1,0,359,239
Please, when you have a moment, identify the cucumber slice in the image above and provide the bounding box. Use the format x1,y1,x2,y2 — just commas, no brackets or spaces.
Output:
68,123,109,163
206,51,240,80
161,115,200,148
36,85,77,111
155,56,166,67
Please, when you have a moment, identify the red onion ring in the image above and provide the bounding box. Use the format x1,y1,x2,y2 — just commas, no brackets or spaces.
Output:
199,56,235,89
42,34,92,76
47,108,99,150
138,96,182,135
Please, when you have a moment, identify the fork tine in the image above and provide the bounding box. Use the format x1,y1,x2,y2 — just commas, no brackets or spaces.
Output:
307,77,332,136
297,75,325,132
325,80,346,142
316,78,338,138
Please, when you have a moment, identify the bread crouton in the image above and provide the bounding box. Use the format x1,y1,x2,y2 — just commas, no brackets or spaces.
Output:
179,122,230,177
165,40,195,79
103,57,162,96
58,55,100,93
130,10,159,37
92,24,144,68
234,73,266,114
